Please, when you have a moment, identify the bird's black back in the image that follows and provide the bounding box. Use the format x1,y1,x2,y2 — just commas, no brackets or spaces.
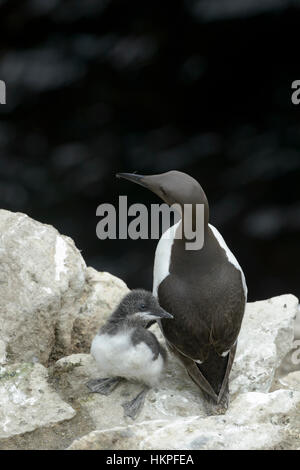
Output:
157,226,245,366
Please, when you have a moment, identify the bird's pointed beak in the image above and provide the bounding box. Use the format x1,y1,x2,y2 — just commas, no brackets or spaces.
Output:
116,172,149,189
116,171,167,202
155,308,173,319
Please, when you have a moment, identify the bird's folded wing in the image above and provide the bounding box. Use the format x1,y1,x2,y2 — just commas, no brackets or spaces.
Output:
217,342,237,402
166,340,218,400
167,339,237,403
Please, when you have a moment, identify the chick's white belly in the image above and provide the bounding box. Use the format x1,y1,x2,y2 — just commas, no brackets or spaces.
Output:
90,331,164,387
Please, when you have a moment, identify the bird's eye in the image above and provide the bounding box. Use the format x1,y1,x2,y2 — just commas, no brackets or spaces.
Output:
140,303,146,310
160,187,167,196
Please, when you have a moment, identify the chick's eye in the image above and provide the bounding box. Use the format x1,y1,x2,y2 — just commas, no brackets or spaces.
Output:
140,303,146,310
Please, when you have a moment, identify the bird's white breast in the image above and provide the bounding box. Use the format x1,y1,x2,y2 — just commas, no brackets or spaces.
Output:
208,223,247,300
152,220,181,298
153,220,247,300
152,220,247,360
90,330,164,387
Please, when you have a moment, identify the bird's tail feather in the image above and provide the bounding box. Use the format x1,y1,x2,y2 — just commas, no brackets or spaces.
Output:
196,349,229,397
166,340,237,407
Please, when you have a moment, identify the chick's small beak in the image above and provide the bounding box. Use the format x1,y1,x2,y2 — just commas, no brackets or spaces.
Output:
155,308,173,320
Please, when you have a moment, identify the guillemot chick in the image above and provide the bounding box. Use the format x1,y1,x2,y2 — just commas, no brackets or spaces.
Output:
87,289,173,419
117,171,247,414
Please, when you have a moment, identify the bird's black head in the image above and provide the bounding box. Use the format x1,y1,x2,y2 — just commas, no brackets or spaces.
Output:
116,170,208,208
111,289,173,327
116,170,210,225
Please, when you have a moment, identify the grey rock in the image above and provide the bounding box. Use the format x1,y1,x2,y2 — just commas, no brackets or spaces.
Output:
50,351,207,431
276,371,300,392
64,294,300,450
231,294,298,396
0,209,86,364
0,363,76,440
68,390,300,450
0,210,129,366
278,305,300,376
70,268,129,354
1,210,299,449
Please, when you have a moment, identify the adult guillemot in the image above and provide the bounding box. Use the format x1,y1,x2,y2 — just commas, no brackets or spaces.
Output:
116,170,247,412
87,289,173,419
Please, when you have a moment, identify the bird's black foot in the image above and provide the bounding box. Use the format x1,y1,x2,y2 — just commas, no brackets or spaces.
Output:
202,389,229,416
86,377,122,395
213,398,229,415
217,389,229,411
204,399,227,416
122,387,149,419
215,382,230,414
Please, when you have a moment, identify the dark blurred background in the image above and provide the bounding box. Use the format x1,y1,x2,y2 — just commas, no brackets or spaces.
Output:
0,0,299,301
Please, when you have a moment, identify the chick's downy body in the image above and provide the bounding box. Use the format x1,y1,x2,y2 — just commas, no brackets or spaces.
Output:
88,289,173,419
91,322,166,387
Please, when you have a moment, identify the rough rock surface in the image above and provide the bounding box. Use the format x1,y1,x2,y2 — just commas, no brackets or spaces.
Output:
50,351,208,432
230,295,298,396
0,210,86,364
0,210,129,365
276,372,300,392
0,363,75,441
278,306,300,377
0,211,300,449
295,308,300,339
50,294,300,450
70,267,129,354
67,389,300,450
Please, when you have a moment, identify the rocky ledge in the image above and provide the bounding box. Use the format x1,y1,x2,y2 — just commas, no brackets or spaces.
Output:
0,210,299,450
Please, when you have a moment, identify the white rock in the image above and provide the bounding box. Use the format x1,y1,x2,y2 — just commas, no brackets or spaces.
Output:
58,295,300,450
50,295,300,450
70,268,130,354
0,340,6,365
231,294,298,396
0,363,76,440
51,353,101,401
1,210,299,449
51,352,207,431
0,210,129,365
0,210,86,364
277,371,300,392
278,305,300,376
68,390,300,450
295,306,300,339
